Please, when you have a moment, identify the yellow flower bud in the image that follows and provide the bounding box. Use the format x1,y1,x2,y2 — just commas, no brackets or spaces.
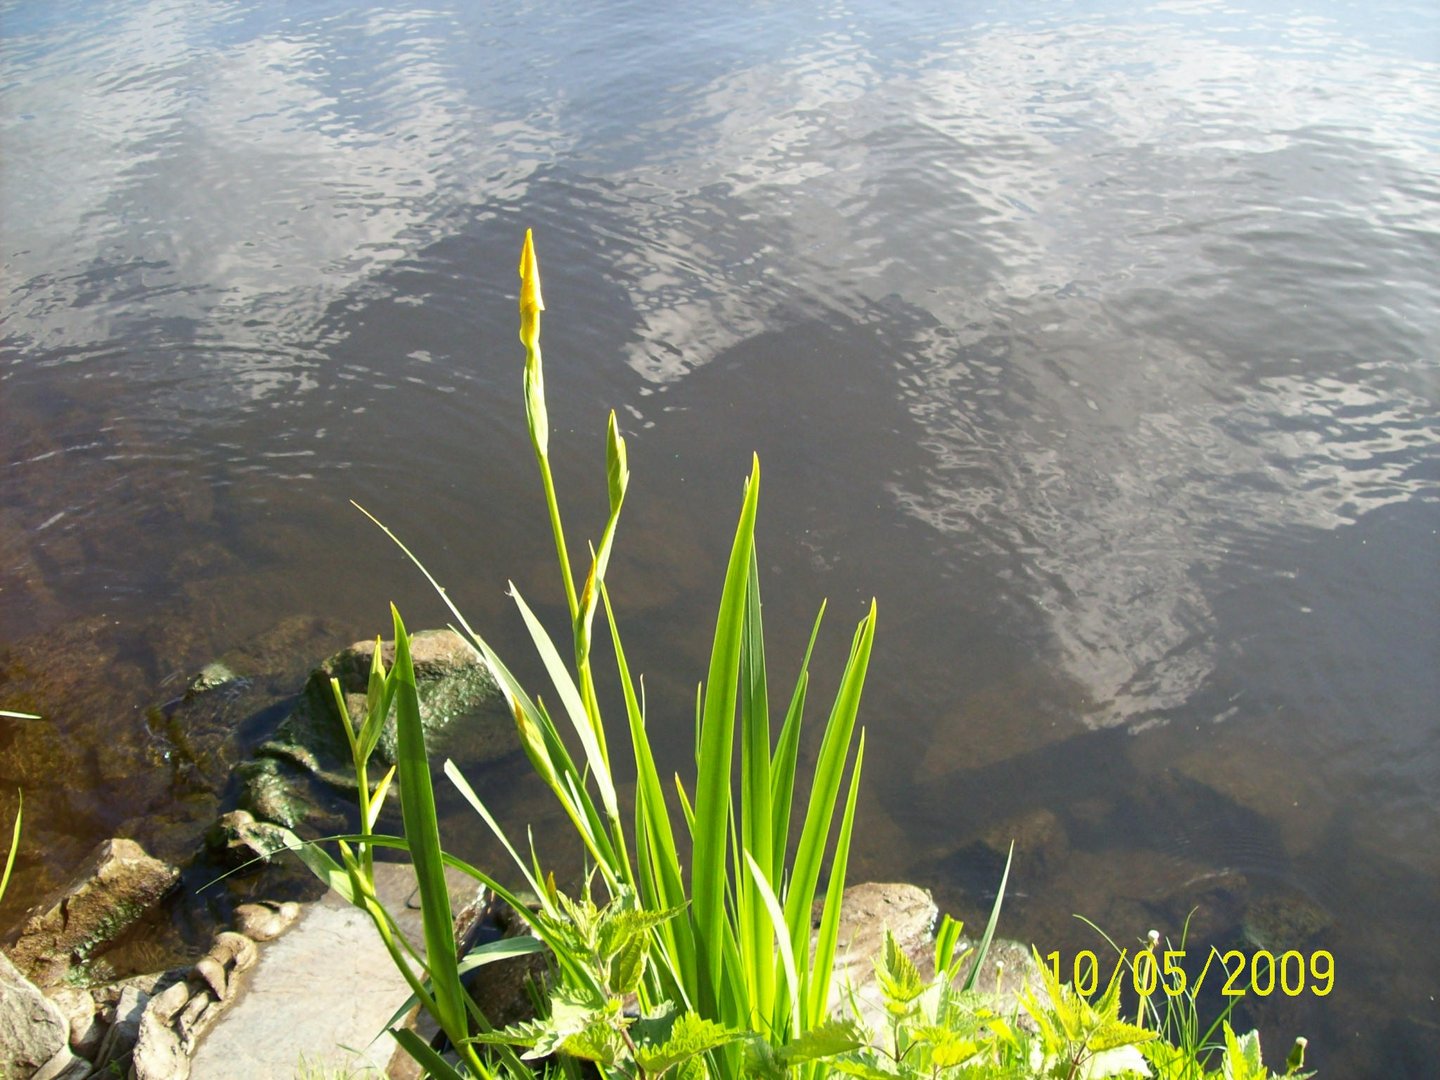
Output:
518,228,545,352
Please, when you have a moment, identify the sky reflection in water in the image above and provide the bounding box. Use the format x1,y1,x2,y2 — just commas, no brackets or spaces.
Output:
3,0,1438,1070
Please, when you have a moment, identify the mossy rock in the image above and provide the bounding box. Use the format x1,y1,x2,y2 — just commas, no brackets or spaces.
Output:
233,759,315,831
5,838,180,988
239,629,512,826
1240,891,1333,953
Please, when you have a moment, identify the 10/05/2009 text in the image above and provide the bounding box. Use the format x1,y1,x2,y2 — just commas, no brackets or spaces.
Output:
1044,948,1335,998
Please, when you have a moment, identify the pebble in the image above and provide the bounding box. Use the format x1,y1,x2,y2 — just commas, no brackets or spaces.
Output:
233,901,301,942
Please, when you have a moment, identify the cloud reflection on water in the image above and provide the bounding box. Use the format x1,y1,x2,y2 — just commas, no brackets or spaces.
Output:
585,3,1440,725
5,0,1436,728
3,0,566,385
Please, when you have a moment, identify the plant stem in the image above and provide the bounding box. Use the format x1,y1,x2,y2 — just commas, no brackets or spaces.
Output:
355,759,372,876
536,451,580,624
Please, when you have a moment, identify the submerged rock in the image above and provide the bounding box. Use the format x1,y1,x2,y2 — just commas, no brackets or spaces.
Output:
231,759,314,831
184,661,246,698
981,807,1069,877
237,629,512,828
203,809,294,870
1240,890,1333,953
3,626,514,1077
1143,868,1252,949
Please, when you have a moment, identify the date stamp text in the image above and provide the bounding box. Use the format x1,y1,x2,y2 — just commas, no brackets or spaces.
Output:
1044,947,1334,998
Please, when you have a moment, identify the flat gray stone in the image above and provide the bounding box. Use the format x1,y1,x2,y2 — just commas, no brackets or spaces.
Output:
0,950,68,1080
188,898,406,1077
32,1045,90,1080
190,862,474,1078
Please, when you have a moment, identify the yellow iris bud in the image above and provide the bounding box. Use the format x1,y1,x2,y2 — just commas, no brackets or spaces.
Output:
518,228,545,350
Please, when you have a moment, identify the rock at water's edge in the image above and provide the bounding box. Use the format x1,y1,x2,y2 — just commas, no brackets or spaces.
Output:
239,629,510,827
820,882,1043,1036
5,838,179,988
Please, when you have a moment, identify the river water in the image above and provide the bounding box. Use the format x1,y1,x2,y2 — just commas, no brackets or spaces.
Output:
3,0,1438,1071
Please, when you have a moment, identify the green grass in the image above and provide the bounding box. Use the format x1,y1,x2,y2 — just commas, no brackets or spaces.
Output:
292,1054,387,1079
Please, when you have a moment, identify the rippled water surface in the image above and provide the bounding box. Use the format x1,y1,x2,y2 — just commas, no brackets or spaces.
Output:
3,0,1438,1070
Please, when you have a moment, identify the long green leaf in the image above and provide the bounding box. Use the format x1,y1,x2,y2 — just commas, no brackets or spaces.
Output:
272,826,360,902
744,851,801,1042
960,839,1013,993
391,1026,477,1080
347,501,590,826
479,647,567,793
375,937,546,1053
278,831,444,1041
934,914,966,984
442,605,618,876
509,582,620,825
770,603,824,873
360,637,397,762
1,790,22,904
675,774,696,835
389,607,468,1053
576,411,629,669
738,550,776,1026
692,455,762,1018
740,551,773,873
603,584,695,994
330,676,359,762
338,843,441,1017
807,729,865,1030
445,759,616,993
366,765,397,831
328,830,599,1002
784,601,876,954
444,760,549,909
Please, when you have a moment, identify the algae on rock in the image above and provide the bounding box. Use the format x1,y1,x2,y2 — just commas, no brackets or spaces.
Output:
237,629,511,828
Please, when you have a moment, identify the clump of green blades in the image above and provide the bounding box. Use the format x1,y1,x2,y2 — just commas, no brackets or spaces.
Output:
289,230,878,1078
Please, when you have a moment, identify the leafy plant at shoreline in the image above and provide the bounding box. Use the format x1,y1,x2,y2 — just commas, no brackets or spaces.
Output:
1017,952,1157,1078
824,927,1030,1078
273,233,1316,1079
812,925,1310,1080
281,230,875,1077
